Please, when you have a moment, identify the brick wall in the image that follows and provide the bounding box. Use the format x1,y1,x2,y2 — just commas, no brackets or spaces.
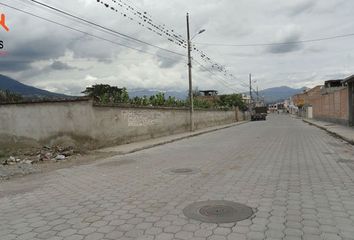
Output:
311,87,348,125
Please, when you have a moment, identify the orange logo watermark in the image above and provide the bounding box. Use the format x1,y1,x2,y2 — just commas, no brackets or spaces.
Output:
0,13,9,32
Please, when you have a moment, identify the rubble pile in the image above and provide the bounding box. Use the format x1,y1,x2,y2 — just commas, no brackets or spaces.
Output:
1,145,76,166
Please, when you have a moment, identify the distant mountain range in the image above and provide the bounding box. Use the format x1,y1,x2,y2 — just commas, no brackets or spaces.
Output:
0,74,69,99
0,74,305,103
256,86,306,103
129,86,305,103
128,89,188,100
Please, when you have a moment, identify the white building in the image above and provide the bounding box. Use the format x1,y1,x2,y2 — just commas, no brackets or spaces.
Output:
242,94,251,105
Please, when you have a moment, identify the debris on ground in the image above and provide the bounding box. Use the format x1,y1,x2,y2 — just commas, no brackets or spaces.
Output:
55,155,66,161
1,145,77,166
0,145,82,180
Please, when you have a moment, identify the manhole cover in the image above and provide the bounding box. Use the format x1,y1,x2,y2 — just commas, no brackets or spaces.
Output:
164,168,200,175
183,200,253,223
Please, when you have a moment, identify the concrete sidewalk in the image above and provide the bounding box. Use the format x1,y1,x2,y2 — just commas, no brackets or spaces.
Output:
97,121,249,155
304,118,354,144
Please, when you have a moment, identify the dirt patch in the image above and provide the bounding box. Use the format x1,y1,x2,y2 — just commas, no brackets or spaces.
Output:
0,151,116,182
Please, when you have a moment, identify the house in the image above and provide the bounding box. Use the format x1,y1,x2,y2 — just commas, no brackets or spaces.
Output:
292,77,351,125
241,94,251,105
199,90,218,96
287,97,298,115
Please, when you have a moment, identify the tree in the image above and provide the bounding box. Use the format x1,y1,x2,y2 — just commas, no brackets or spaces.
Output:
193,97,214,109
82,84,129,104
130,96,150,106
218,94,247,110
0,90,23,103
149,92,165,106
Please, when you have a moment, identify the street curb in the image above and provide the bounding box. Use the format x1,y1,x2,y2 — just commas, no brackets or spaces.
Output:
303,119,354,145
101,121,250,156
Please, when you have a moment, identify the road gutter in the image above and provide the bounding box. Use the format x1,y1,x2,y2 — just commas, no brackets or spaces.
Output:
303,119,354,145
97,121,250,155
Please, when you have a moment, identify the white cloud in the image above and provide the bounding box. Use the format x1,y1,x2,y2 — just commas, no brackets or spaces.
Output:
0,0,354,95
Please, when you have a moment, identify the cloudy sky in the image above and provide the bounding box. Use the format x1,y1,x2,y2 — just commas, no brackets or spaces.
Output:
0,0,353,95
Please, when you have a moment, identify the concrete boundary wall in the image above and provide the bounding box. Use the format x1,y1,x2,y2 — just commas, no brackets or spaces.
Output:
0,100,244,150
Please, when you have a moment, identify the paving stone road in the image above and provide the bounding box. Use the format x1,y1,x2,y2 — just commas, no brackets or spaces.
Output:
1,115,354,240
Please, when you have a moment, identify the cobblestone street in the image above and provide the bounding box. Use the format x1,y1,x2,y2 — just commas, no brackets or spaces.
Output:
1,115,354,240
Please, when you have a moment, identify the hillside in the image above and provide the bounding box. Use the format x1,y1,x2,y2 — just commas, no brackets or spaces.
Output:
257,86,305,103
129,86,305,103
0,74,69,99
0,74,304,103
128,89,187,100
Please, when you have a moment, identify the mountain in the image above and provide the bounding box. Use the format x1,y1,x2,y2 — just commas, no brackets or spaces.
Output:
257,86,306,103
129,86,305,103
0,74,69,99
128,89,188,100
0,74,303,103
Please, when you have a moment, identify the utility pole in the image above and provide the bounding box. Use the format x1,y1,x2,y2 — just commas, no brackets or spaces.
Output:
186,13,194,132
249,73,252,109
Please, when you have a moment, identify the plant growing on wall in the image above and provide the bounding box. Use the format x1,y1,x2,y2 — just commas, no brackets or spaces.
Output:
82,84,248,111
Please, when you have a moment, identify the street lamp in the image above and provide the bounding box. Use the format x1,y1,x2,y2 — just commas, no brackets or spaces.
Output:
186,13,205,132
192,29,206,40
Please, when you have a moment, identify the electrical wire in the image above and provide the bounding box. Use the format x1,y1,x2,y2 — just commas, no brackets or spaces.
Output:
104,0,187,44
195,33,354,47
14,0,125,40
192,59,247,92
6,1,259,93
23,0,186,57
94,0,234,77
193,59,253,91
0,2,184,62
198,67,256,94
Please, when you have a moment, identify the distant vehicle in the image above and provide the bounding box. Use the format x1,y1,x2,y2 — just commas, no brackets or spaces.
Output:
251,106,268,121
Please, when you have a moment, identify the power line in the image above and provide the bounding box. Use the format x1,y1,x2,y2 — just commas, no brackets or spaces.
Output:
15,0,183,60
193,59,252,90
23,0,186,57
14,0,123,38
0,2,183,62
95,0,237,78
192,59,247,92
102,0,187,45
11,0,255,92
195,33,354,47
